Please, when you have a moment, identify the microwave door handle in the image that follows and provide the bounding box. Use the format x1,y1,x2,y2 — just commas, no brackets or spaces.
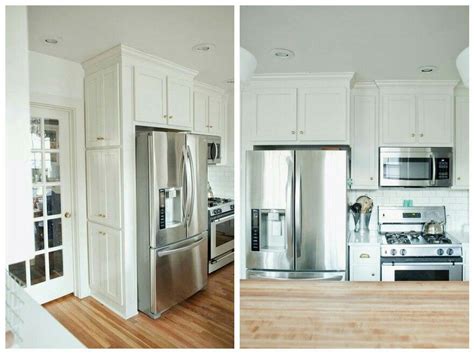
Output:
211,142,217,162
430,154,436,185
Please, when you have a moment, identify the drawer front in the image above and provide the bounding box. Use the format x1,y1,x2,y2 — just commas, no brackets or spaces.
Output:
351,264,380,281
351,245,380,265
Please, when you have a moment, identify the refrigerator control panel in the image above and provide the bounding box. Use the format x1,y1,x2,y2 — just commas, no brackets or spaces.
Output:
159,189,166,229
251,209,260,251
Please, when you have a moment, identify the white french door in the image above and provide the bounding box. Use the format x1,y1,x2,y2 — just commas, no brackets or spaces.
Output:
8,105,74,304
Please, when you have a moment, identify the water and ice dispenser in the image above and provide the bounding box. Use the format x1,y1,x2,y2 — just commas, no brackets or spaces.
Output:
251,209,286,251
158,187,183,229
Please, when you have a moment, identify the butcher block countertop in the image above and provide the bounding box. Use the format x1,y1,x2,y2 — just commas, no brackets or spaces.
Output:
240,280,468,348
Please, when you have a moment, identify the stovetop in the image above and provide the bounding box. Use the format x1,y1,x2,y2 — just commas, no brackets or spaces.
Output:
208,197,234,216
384,232,454,245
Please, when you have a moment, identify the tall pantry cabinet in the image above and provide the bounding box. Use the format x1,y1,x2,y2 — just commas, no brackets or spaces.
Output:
83,45,198,318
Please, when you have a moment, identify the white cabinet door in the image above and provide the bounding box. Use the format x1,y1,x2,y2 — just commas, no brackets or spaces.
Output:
193,91,208,133
86,149,104,224
208,95,224,135
167,77,193,129
253,88,297,141
84,71,102,148
101,64,121,146
454,96,469,188
351,94,378,189
134,66,167,124
88,222,123,305
417,95,453,145
297,88,348,142
85,65,120,148
86,149,122,228
380,95,416,145
351,264,380,281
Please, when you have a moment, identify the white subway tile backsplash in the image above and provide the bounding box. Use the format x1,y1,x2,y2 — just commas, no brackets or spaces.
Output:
349,188,469,232
208,165,234,199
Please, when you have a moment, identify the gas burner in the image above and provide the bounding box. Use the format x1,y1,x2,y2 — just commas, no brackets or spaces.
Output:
423,234,452,244
208,197,233,207
385,233,411,245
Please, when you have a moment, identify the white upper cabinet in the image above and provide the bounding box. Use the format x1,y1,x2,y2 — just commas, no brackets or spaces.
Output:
133,64,195,130
417,94,452,145
85,63,120,147
378,82,456,147
351,89,378,189
193,82,226,136
243,74,354,143
252,88,297,141
167,77,193,128
380,94,416,144
133,66,166,124
454,95,469,189
86,148,122,229
297,87,348,142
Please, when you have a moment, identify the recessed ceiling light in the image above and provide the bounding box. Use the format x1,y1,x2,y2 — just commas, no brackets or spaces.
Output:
192,43,215,53
270,48,295,59
42,36,62,45
418,65,438,73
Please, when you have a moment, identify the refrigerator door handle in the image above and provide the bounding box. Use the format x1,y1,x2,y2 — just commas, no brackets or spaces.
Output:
157,236,204,257
286,156,294,259
295,162,302,258
181,147,187,220
185,144,195,225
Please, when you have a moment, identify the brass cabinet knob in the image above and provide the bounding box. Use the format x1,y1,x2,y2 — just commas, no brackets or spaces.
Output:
99,231,106,236
299,131,304,134
169,115,173,119
371,273,375,277
458,177,461,180
411,133,415,137
209,125,213,128
97,137,105,140
370,177,374,181
291,131,296,135
163,115,168,119
64,212,71,218
420,133,424,137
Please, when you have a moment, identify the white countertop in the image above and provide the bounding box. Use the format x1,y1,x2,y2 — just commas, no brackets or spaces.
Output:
348,230,383,245
449,230,469,244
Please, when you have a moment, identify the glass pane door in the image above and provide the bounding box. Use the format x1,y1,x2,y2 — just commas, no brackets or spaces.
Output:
8,106,73,304
383,157,433,181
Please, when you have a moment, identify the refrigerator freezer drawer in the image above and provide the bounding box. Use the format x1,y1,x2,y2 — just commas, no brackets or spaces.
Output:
148,232,208,318
247,269,346,281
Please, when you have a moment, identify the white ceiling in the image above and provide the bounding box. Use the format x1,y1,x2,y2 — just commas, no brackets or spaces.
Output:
28,6,234,88
241,6,468,82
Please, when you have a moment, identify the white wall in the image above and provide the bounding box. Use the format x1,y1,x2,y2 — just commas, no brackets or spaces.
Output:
29,51,84,99
208,88,234,198
6,6,35,265
28,51,89,298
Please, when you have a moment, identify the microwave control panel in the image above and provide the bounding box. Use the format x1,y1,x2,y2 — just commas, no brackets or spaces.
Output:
435,158,450,180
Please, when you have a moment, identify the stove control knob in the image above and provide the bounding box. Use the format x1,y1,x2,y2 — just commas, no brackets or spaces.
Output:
230,205,234,210
437,248,444,256
400,249,407,256
390,249,397,256
447,248,454,256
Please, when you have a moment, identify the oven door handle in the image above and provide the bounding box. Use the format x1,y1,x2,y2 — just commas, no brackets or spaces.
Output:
382,262,460,266
212,214,234,224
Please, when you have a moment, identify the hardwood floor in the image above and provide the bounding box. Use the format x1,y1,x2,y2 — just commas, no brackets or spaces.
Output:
44,264,234,348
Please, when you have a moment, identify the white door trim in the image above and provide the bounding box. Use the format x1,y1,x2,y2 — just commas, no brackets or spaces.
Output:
30,92,90,299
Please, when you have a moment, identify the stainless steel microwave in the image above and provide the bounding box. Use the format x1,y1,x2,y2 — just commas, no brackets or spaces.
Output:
207,136,221,165
379,147,452,187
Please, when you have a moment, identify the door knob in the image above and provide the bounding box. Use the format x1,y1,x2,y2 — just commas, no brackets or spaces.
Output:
64,212,72,218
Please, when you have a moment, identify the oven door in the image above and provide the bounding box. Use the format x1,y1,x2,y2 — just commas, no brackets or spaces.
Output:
210,214,234,259
381,262,463,281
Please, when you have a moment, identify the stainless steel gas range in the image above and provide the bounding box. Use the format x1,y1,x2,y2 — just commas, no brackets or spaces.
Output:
378,206,463,281
208,197,234,273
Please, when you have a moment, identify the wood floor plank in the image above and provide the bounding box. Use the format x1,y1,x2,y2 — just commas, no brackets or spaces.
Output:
44,264,234,348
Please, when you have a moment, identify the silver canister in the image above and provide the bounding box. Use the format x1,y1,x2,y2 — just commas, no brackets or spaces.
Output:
360,212,372,231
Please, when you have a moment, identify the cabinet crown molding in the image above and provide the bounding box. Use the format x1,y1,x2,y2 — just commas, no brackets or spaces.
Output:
375,80,459,88
194,80,226,95
251,72,355,81
82,44,198,78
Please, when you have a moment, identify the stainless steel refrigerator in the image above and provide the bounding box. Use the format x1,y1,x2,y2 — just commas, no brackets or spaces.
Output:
246,149,348,280
136,131,208,318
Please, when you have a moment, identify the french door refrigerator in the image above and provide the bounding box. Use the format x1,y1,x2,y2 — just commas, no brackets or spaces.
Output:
246,149,348,280
136,131,208,318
